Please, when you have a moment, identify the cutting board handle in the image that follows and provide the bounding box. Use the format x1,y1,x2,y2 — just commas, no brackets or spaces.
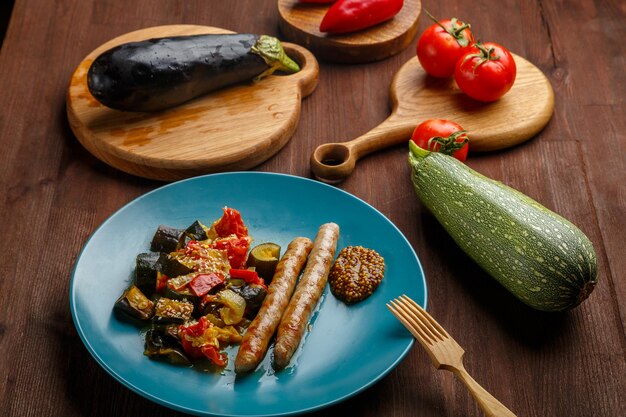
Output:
310,113,413,183
283,43,319,99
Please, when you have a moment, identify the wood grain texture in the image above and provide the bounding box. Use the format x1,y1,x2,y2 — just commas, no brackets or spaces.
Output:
67,25,319,181
0,0,625,417
278,0,421,63
311,54,554,182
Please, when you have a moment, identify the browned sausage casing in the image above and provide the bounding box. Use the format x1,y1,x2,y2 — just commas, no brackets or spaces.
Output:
234,237,313,373
273,222,340,370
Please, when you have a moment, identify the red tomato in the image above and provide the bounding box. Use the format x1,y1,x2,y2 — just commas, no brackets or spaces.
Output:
417,15,474,78
214,207,248,238
454,42,517,102
410,120,469,162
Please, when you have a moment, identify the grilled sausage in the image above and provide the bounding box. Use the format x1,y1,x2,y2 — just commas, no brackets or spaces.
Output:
273,222,340,370
234,237,313,373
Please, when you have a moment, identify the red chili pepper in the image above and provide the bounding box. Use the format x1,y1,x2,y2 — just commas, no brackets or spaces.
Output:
214,207,248,238
189,273,224,297
229,269,267,289
320,0,404,34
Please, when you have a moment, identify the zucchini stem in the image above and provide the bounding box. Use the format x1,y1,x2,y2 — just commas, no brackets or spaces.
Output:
251,35,300,80
409,140,431,160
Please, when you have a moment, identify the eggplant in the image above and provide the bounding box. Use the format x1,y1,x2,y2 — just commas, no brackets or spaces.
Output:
150,225,183,253
152,297,194,324
88,34,300,112
177,220,209,249
232,283,267,318
135,252,160,295
158,253,193,278
144,329,191,366
114,285,155,320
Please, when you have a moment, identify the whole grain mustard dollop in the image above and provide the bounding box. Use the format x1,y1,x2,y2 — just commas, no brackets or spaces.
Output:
329,246,385,304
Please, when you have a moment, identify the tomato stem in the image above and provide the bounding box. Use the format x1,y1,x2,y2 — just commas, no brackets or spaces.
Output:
427,130,469,155
462,42,500,72
424,10,472,47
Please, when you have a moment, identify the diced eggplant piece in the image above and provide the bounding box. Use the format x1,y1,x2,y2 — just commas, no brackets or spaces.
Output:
149,323,181,344
163,282,198,302
177,220,208,249
135,252,160,295
144,329,190,366
150,225,184,253
233,284,267,318
152,297,194,324
114,285,155,320
158,253,193,278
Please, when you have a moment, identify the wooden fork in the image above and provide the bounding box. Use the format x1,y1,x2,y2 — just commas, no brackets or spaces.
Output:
387,295,517,417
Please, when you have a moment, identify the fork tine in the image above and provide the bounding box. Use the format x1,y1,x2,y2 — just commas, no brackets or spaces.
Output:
394,299,437,343
387,301,433,345
392,299,444,342
400,294,450,338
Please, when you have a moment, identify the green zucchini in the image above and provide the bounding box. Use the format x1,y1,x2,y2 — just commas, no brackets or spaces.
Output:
408,142,597,312
247,242,281,282
87,34,300,112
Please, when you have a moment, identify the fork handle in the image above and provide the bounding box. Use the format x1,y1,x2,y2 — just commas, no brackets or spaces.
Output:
450,365,517,417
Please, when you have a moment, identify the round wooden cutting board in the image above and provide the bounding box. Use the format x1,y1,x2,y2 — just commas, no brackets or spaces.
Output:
67,25,319,181
311,54,554,183
278,0,421,63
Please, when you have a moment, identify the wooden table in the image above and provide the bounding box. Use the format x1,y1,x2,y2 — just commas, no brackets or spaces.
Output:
1,1,624,416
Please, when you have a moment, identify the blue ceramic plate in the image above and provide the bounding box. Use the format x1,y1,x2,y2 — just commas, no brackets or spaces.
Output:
70,172,427,417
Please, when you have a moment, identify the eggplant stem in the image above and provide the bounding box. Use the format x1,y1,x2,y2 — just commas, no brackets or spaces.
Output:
251,35,300,80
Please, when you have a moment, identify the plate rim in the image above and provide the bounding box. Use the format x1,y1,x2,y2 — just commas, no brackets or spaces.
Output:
70,171,428,417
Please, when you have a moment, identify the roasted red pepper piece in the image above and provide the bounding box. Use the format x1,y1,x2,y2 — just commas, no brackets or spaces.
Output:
201,345,227,367
178,317,227,366
229,269,267,289
211,237,250,269
214,207,248,238
179,317,209,360
320,0,404,34
189,273,225,297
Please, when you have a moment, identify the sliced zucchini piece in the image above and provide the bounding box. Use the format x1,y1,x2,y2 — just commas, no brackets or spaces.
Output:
150,225,184,253
135,252,160,295
153,297,194,324
114,285,155,320
247,243,281,282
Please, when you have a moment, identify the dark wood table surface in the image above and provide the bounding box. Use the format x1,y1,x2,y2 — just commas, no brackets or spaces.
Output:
1,0,624,416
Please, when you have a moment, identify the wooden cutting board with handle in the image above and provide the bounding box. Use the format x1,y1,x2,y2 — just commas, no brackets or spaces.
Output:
310,54,554,183
67,25,319,181
278,0,421,63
